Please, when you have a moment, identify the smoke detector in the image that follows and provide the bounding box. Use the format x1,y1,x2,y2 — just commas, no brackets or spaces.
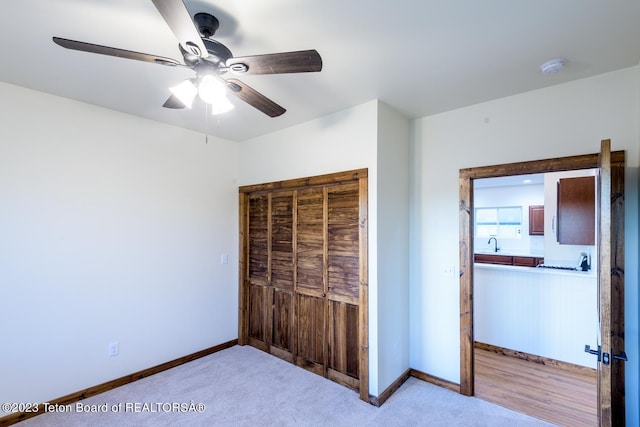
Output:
540,58,566,75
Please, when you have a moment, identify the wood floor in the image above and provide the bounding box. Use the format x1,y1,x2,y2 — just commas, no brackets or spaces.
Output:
475,348,597,426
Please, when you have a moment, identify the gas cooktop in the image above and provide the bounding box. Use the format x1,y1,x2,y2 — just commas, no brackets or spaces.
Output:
536,264,578,271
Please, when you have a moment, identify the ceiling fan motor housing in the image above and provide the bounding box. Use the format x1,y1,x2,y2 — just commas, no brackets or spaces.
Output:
202,39,233,65
194,13,220,38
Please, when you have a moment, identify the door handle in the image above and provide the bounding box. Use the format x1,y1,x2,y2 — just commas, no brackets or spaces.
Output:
612,349,628,362
584,344,601,362
585,345,610,365
585,345,628,365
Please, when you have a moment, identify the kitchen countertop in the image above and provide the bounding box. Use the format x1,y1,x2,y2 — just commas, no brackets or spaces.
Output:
474,250,544,257
474,262,596,277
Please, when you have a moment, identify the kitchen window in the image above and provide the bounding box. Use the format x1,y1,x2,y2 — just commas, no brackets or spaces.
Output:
475,206,522,239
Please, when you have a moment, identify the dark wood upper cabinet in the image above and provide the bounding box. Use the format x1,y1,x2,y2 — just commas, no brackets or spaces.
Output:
557,176,595,245
528,205,544,235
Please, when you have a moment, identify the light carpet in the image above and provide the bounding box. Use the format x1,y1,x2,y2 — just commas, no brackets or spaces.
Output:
18,345,555,426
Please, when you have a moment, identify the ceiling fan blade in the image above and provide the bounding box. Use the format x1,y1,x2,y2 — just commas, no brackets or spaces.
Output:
52,37,181,66
150,0,208,58
226,50,322,75
162,94,186,109
224,79,286,117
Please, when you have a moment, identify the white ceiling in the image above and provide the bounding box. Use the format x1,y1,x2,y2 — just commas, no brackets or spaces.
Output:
1,0,639,142
474,173,545,189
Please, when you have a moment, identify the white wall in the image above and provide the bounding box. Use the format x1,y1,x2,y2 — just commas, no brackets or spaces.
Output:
239,100,411,396
238,101,378,185
239,100,382,393
474,266,597,367
376,102,411,392
0,82,240,405
409,66,639,421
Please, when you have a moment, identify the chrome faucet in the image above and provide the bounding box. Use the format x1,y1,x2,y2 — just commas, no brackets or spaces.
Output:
488,237,499,252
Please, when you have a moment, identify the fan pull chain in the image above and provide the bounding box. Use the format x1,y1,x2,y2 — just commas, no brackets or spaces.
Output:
205,103,209,144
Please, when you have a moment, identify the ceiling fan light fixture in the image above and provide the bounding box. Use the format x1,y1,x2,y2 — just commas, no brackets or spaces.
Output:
198,75,234,114
209,95,234,115
169,79,198,108
197,75,225,103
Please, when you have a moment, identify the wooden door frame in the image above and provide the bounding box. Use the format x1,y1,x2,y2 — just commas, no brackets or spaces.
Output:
238,168,369,402
458,143,625,423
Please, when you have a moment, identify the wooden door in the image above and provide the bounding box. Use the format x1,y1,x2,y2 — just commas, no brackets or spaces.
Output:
326,183,360,390
294,182,361,391
243,191,295,359
246,193,269,350
239,169,369,401
295,187,326,376
597,139,626,426
269,191,295,360
458,142,625,424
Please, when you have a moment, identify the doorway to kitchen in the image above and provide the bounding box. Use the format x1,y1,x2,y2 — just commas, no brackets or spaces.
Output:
458,141,626,425
472,169,598,425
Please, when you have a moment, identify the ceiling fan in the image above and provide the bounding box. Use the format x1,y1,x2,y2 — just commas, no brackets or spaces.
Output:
52,0,322,117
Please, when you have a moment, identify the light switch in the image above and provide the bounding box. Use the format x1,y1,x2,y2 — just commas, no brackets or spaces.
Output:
108,342,119,357
221,254,228,265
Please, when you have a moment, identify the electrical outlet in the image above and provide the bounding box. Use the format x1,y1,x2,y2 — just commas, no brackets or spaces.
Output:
221,253,228,265
108,342,119,357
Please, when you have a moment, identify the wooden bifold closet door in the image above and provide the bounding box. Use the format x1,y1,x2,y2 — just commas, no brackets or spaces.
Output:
238,169,368,400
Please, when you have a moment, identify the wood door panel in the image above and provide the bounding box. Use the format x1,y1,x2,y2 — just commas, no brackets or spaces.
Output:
297,188,324,216
328,236,359,256
327,183,360,299
295,286,324,299
327,183,359,223
271,253,293,288
297,187,325,293
248,254,268,285
296,294,325,366
248,194,269,285
327,293,358,306
296,267,323,293
328,256,359,298
271,192,294,289
271,193,293,253
328,301,359,379
248,284,267,343
610,159,625,425
271,289,292,353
